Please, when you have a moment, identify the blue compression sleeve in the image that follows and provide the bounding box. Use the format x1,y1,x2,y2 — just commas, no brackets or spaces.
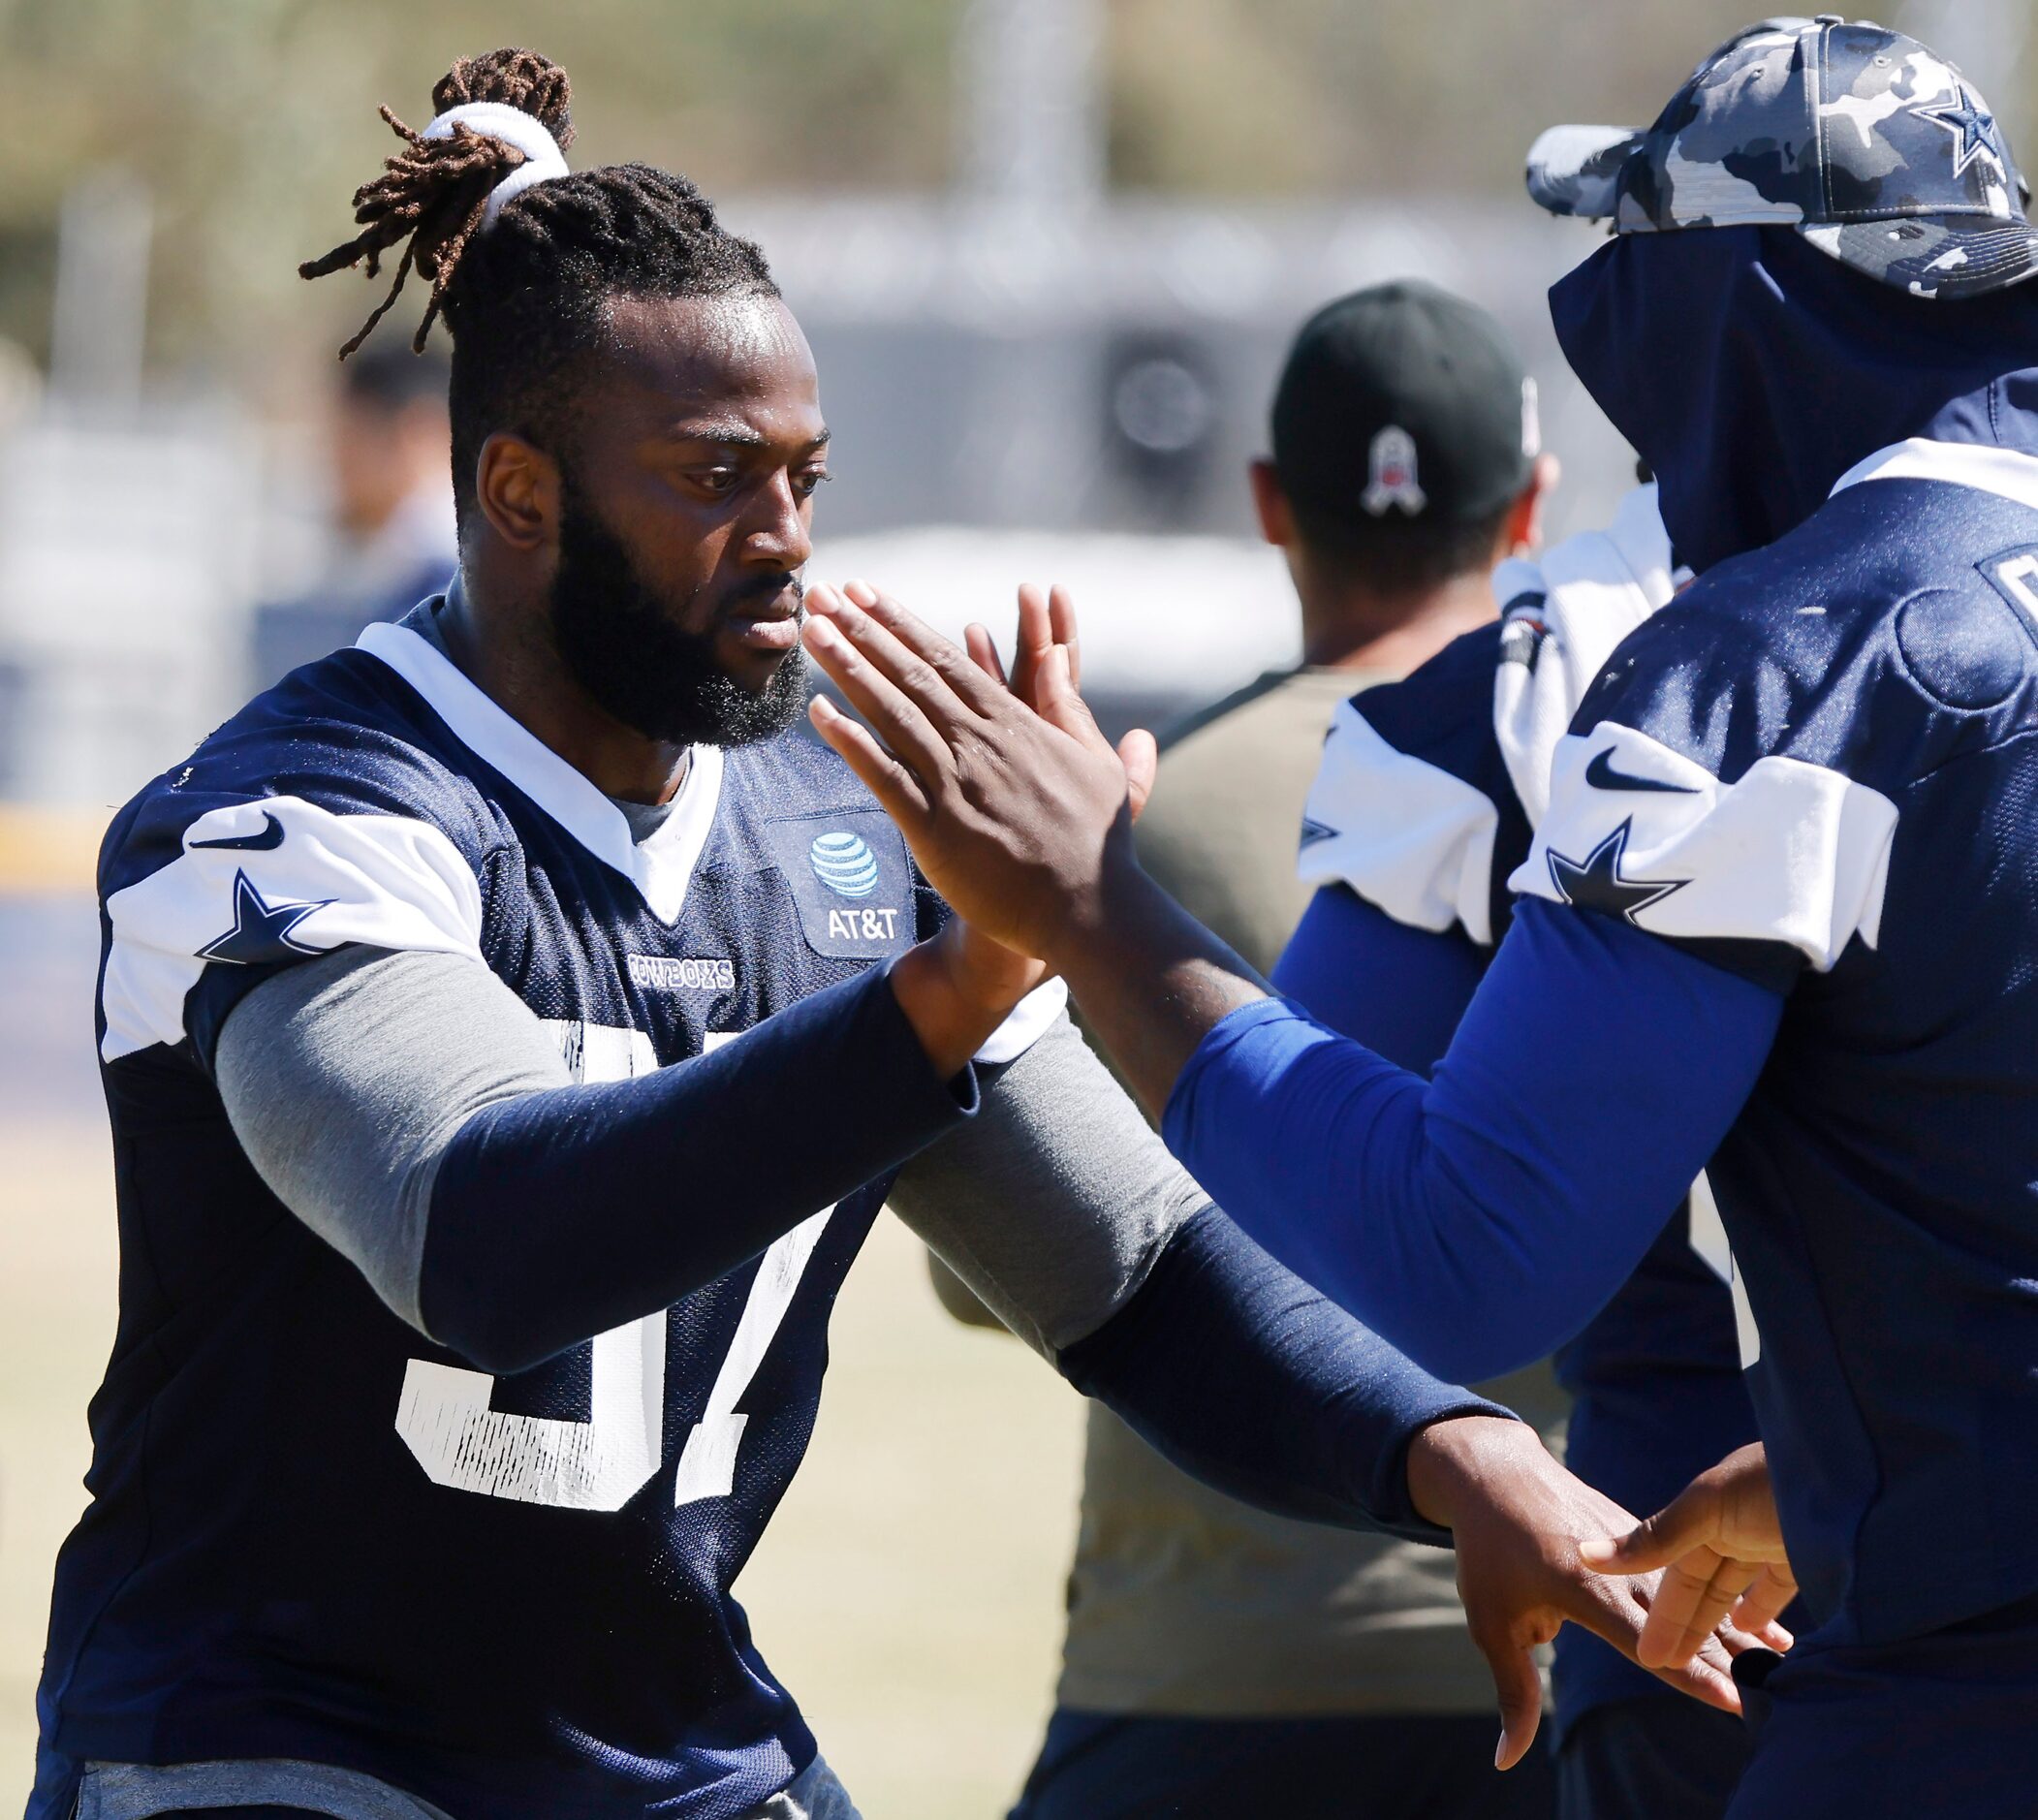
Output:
421,965,976,1372
1059,1206,1512,1542
1163,899,1785,1382
1273,885,1487,1075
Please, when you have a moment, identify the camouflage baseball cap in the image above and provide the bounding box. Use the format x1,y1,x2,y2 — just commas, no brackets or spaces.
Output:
1525,15,2038,299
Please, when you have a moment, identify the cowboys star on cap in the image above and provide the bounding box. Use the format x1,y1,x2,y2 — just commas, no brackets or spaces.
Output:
1545,819,1687,926
1917,83,2002,180
197,869,335,966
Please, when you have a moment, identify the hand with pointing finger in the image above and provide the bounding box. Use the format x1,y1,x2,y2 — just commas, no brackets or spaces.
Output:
1406,1416,1770,1771
1580,1442,1798,1671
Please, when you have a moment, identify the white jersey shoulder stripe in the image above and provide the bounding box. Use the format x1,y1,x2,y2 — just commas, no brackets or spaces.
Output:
1297,487,1676,948
1512,722,1898,972
101,796,486,1062
1298,698,1499,946
1830,437,2038,515
1492,484,1677,828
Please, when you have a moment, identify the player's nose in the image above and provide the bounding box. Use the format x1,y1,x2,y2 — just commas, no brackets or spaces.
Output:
739,470,813,571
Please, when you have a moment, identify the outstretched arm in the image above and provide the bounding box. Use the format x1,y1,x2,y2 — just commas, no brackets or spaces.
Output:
213,930,1023,1374
799,586,1784,1380
891,1013,1491,1531
888,1012,1754,1765
917,886,1491,1339
1168,898,1781,1378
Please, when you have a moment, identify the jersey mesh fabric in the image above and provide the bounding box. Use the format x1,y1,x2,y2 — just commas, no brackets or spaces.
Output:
36,639,943,1820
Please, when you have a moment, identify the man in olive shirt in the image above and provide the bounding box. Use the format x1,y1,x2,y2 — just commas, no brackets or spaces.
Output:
945,285,1565,1817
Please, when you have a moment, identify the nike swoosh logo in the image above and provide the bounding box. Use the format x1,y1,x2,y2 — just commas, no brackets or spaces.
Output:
191,812,285,852
1584,749,1699,795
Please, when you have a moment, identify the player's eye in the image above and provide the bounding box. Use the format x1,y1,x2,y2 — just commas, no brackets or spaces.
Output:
795,468,832,499
694,467,741,496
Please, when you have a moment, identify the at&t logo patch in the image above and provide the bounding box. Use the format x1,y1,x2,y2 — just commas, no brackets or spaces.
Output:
765,812,910,959
809,831,881,898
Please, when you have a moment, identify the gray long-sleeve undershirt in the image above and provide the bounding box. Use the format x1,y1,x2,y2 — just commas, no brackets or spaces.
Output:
215,945,1202,1360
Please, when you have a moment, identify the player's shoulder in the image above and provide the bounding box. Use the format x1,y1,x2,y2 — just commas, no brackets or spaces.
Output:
1300,622,1521,946
1587,470,2038,796
1793,459,2038,738
1522,460,2038,983
103,644,497,902
1349,620,1508,781
97,646,509,1067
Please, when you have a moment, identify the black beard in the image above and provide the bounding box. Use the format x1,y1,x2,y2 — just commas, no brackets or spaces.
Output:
548,479,808,748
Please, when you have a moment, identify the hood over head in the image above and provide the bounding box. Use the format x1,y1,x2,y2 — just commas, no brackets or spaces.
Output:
1550,222,2038,574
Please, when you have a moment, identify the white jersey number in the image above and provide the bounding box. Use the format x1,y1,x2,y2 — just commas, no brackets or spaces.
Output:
394,1023,831,1511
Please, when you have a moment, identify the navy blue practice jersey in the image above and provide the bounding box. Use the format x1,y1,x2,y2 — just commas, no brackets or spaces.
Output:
1514,438,2038,1648
1296,486,1761,1733
34,612,958,1819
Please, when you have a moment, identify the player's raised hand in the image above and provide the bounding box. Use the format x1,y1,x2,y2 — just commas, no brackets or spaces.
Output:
1580,1442,1798,1671
1405,1416,1763,1771
803,582,1155,962
958,581,1156,825
956,585,1079,717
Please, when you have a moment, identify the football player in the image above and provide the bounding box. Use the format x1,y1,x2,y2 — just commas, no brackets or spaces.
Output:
26,47,1735,1820
1287,479,1779,1818
800,17,2038,1815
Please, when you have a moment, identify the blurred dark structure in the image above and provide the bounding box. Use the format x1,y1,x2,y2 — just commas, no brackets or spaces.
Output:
250,344,455,687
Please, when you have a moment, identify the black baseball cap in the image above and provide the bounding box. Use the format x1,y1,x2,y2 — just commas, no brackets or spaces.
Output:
1271,280,1538,534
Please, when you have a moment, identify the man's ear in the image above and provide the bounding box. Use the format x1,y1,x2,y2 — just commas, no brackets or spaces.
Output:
1248,457,1295,549
1503,451,1562,557
475,431,559,552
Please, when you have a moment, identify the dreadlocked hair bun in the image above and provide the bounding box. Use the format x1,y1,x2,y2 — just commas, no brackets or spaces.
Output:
299,50,778,522
300,48,578,356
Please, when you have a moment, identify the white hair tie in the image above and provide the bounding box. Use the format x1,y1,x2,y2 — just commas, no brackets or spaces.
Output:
421,101,570,228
